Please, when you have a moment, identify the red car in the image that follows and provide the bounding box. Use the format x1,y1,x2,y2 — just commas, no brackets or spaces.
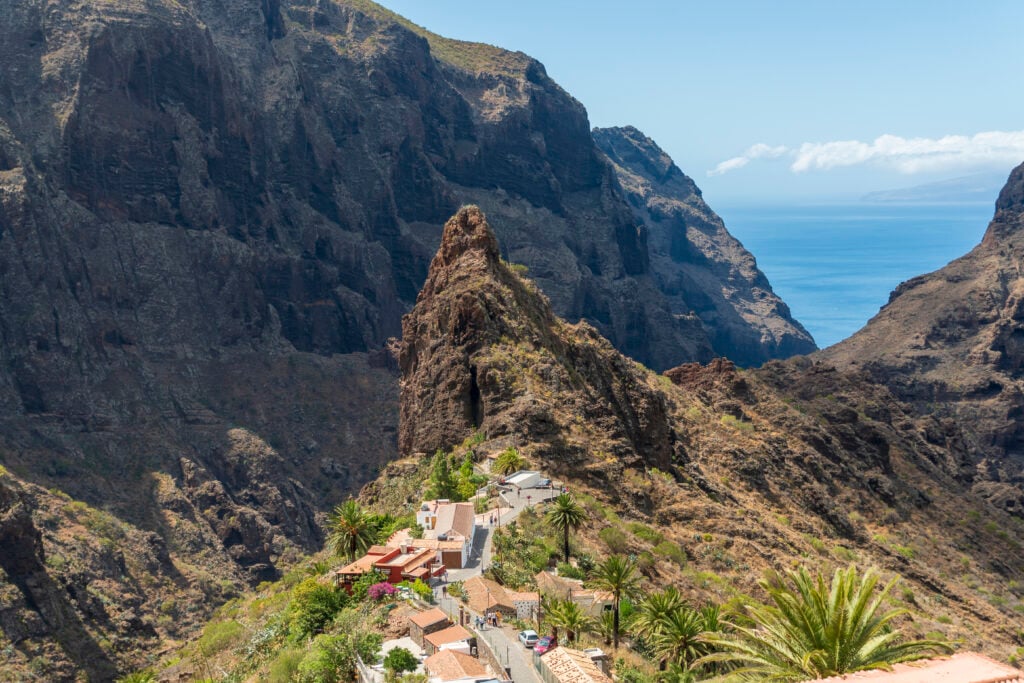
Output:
534,635,557,655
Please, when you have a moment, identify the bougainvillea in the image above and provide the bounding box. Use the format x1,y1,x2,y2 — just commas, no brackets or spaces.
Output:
367,582,398,601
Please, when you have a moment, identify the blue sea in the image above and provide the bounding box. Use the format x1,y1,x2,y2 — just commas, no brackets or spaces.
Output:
714,202,995,350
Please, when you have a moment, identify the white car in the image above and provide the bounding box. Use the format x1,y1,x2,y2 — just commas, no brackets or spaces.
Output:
518,629,539,648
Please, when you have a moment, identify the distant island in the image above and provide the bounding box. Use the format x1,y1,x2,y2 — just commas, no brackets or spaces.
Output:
862,171,1007,203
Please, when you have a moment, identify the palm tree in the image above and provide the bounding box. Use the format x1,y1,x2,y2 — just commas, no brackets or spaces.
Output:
493,447,525,475
591,554,641,650
699,565,952,681
652,604,706,670
545,493,585,563
545,599,595,644
327,499,376,562
632,586,685,639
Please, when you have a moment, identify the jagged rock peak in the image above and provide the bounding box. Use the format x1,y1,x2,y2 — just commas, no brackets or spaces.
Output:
996,161,1024,214
983,161,1024,245
593,125,701,197
436,205,500,267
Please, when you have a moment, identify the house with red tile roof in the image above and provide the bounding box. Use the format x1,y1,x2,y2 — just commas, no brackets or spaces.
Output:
424,649,491,682
462,576,539,621
408,608,452,648
423,624,476,656
537,647,613,683
416,499,477,568
333,543,443,592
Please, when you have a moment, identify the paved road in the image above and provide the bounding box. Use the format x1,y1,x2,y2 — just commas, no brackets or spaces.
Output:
434,592,542,683
430,482,558,682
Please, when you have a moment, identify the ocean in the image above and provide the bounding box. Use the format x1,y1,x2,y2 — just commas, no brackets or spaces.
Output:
714,202,995,350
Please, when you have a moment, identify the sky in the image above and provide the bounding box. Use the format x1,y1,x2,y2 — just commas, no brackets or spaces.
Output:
376,0,1024,204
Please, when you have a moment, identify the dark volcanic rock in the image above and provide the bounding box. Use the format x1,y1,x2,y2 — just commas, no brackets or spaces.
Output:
822,161,1024,515
594,126,816,365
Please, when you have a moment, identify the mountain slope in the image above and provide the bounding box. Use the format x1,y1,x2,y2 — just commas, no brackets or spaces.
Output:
0,0,813,675
396,205,1024,660
594,126,815,365
822,161,1024,515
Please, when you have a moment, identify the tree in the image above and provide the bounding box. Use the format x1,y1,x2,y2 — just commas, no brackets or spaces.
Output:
383,647,419,680
290,578,347,639
545,598,595,644
328,499,376,562
427,450,459,500
545,493,585,563
632,587,685,640
493,447,524,475
651,604,706,670
591,555,641,650
699,565,952,681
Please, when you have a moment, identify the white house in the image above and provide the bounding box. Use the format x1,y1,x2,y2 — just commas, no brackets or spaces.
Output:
415,500,477,568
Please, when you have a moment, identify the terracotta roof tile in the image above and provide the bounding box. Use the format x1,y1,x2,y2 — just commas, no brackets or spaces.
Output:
409,607,449,629
424,649,489,681
540,647,612,683
424,624,474,648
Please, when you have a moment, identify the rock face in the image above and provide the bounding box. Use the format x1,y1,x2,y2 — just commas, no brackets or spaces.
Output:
0,0,814,675
396,207,1024,658
594,126,816,365
822,161,1024,515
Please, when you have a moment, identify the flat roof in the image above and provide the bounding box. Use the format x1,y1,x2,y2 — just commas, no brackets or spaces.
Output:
807,653,1023,683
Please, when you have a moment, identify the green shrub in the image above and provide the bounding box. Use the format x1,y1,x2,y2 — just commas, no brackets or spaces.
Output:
383,647,419,676
198,620,245,656
628,523,664,545
598,526,629,553
289,579,346,639
296,631,382,683
720,414,754,432
653,541,687,567
557,562,586,580
268,648,304,683
410,579,433,602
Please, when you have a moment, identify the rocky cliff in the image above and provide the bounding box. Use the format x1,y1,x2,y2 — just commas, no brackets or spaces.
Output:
822,161,1024,515
0,0,815,675
395,206,1024,659
594,126,815,365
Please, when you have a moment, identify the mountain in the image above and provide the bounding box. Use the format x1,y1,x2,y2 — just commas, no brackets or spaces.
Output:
393,205,1024,659
0,0,813,676
594,126,815,365
862,171,1009,203
823,161,1024,515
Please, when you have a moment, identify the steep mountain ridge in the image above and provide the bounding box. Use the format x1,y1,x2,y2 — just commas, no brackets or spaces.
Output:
393,205,1024,659
823,161,1024,515
0,0,813,675
594,126,814,365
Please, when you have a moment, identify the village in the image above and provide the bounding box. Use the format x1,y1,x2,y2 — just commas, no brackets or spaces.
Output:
329,463,613,683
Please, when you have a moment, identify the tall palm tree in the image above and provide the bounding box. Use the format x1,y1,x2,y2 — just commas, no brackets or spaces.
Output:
545,599,595,644
545,493,585,563
328,499,376,562
591,554,641,650
699,565,952,681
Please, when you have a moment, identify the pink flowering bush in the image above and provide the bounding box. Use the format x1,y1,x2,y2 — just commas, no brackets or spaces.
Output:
367,582,398,601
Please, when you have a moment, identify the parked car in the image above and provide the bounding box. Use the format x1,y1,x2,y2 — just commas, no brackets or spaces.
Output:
537,478,551,487
518,629,539,648
534,635,557,655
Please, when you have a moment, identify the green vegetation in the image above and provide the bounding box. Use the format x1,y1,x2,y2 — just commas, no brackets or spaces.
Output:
383,647,419,678
426,449,487,502
591,555,641,650
546,493,587,562
327,500,376,562
544,598,595,644
198,619,245,656
295,629,382,683
492,446,525,475
288,579,347,640
700,565,952,680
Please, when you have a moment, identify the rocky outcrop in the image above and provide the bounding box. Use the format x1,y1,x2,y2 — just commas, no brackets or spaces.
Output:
594,126,817,365
396,207,1024,658
398,206,678,477
822,161,1024,515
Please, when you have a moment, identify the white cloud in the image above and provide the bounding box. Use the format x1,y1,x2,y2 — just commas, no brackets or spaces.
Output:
708,130,1024,176
708,143,788,176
